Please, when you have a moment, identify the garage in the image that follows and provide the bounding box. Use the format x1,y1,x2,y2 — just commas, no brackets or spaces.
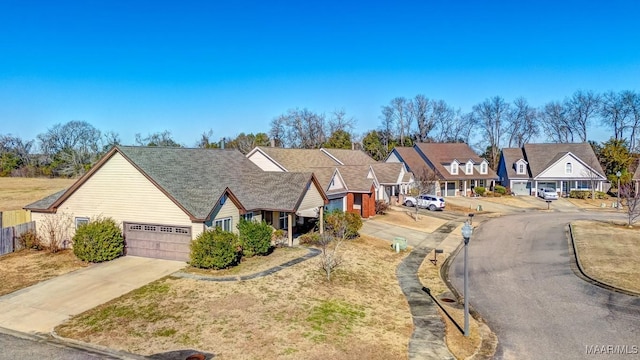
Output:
511,181,531,196
124,222,192,261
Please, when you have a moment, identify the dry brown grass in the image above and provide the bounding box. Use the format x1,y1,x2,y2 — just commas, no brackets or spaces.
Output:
0,177,76,211
56,235,413,360
0,249,88,296
375,208,447,233
572,220,640,293
419,250,495,359
565,197,614,210
185,247,309,277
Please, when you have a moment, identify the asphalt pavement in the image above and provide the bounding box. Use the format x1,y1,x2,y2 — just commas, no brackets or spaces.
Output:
449,212,640,360
0,330,117,360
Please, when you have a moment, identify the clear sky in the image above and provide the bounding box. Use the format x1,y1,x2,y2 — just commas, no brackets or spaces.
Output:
1,0,639,147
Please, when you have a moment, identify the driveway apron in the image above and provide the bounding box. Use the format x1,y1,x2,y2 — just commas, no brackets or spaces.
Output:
0,256,185,334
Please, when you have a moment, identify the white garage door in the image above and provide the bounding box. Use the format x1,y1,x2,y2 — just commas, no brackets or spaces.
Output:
511,181,531,196
124,222,192,261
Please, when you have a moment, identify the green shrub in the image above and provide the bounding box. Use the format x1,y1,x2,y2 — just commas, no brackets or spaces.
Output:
474,186,486,196
237,219,273,257
325,210,363,239
298,232,321,245
190,228,240,269
72,218,124,262
494,185,506,195
569,190,609,199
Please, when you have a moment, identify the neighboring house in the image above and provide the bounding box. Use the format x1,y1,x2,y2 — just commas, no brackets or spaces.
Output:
497,143,606,196
387,143,498,197
25,146,327,261
246,147,408,218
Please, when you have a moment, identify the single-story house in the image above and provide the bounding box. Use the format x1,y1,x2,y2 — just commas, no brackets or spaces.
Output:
497,143,606,196
246,146,408,217
386,143,498,197
26,146,327,261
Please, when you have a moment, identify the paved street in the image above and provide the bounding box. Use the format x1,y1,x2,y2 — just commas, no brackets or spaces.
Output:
450,212,640,360
0,331,117,359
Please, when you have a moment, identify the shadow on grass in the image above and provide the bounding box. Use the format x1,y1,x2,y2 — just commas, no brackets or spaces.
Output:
147,349,215,360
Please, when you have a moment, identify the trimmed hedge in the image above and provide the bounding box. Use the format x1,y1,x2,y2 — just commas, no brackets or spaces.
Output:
190,228,241,269
72,218,124,262
474,186,486,196
237,219,273,257
569,190,608,199
494,185,507,195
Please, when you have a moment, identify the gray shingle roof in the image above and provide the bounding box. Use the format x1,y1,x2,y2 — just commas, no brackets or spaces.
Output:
27,146,322,219
256,147,340,171
523,143,604,178
389,147,428,174
371,163,406,184
414,143,498,180
336,166,375,192
25,189,67,210
500,148,530,179
321,148,378,165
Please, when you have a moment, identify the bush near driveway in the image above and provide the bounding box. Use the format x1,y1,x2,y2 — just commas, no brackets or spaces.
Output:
324,209,362,239
237,219,273,257
190,228,241,269
72,218,124,262
570,190,608,199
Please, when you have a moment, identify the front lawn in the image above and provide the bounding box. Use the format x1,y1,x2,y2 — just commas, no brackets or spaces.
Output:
56,236,412,359
572,220,640,293
0,249,88,296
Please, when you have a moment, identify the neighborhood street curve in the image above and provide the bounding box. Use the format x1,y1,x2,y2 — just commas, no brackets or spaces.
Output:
449,212,640,360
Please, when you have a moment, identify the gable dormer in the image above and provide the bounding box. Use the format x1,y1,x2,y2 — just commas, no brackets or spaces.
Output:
449,160,460,175
513,159,528,175
479,160,489,174
465,160,474,175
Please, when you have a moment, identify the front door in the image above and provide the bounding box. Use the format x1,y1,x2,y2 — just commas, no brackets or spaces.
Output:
562,181,569,197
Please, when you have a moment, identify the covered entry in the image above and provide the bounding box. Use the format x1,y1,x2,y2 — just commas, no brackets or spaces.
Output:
124,222,191,261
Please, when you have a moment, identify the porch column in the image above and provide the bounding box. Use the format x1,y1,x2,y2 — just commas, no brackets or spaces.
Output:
464,180,467,196
319,206,324,235
287,213,293,247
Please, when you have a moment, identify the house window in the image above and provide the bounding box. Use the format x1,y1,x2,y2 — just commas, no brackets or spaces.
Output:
75,217,89,229
214,217,232,232
279,212,288,230
577,180,589,189
451,163,458,175
517,163,525,174
242,212,254,221
478,179,485,187
481,163,488,174
466,163,473,174
566,162,573,174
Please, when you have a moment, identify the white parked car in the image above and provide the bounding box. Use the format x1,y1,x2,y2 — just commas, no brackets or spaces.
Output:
404,194,446,211
537,188,558,200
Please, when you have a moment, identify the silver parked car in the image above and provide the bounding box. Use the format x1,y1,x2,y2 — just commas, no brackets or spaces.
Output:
537,188,558,200
404,194,446,211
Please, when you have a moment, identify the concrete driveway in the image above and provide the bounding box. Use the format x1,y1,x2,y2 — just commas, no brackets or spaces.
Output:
0,256,185,334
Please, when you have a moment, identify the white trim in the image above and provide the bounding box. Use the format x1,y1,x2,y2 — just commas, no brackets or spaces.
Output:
535,152,606,180
246,147,289,171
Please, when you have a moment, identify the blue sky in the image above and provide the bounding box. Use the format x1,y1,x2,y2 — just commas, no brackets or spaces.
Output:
1,0,639,147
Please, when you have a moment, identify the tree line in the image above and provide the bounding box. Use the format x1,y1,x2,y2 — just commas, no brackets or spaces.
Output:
1,89,639,177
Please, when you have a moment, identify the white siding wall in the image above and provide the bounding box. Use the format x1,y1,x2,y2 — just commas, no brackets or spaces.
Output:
328,173,345,191
247,151,284,171
538,155,598,179
386,152,401,163
34,152,196,243
298,183,325,210
208,196,241,234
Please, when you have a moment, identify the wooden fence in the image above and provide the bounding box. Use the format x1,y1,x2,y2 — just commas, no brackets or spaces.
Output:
0,221,35,256
0,210,31,228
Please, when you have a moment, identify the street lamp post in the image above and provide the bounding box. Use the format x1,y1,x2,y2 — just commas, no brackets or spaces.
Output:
616,171,622,211
461,221,473,337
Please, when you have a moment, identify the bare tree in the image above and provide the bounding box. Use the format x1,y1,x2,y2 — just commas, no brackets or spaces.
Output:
600,91,631,142
382,97,411,146
540,101,574,143
39,212,73,253
619,183,640,226
408,95,433,142
37,121,102,176
226,132,270,154
135,130,181,147
622,91,640,152
328,109,356,135
409,167,440,221
505,98,539,147
379,106,396,153
269,108,327,148
473,96,509,168
565,90,600,142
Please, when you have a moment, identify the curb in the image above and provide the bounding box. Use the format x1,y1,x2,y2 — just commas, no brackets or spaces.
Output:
172,247,321,282
568,224,640,297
